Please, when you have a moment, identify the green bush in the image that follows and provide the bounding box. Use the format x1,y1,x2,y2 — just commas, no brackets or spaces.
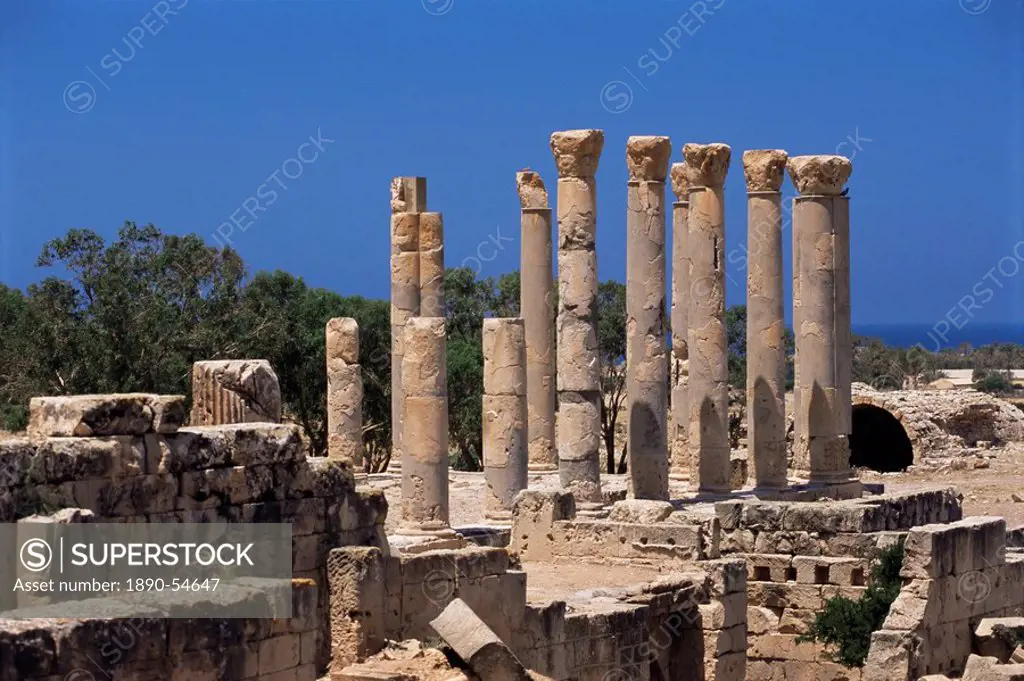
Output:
797,542,905,667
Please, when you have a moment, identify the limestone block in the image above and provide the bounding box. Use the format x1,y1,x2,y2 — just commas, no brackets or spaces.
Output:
402,318,447,397
555,392,601,462
550,129,604,178
190,360,282,425
743,554,793,583
511,490,575,560
975,618,1024,662
682,143,731,188
326,317,360,364
555,177,597,250
516,170,548,208
326,548,386,669
28,394,185,437
863,630,914,681
697,592,746,630
778,609,817,635
747,633,825,662
429,598,532,681
705,650,745,681
787,155,853,196
747,606,780,635
705,558,748,597
389,211,419,251
482,318,526,396
742,149,788,192
390,177,427,214
747,583,823,611
607,499,674,524
626,135,671,181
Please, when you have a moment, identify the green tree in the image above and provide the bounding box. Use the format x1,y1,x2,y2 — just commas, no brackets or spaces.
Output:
725,305,747,390
596,280,627,474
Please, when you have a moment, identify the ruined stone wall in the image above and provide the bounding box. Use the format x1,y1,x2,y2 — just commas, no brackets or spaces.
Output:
0,580,318,681
864,516,1024,680
0,393,388,673
328,544,747,681
852,384,1024,459
512,492,719,566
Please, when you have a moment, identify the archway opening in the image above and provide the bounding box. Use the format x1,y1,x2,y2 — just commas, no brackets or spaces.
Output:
850,404,914,472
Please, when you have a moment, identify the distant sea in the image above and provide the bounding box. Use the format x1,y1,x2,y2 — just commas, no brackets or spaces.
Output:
854,323,1024,351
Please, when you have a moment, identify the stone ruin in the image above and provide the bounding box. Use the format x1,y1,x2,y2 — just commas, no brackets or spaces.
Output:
2,130,1023,681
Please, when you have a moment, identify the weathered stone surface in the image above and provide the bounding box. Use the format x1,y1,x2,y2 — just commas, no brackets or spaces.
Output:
430,598,531,681
682,143,731,188
516,170,548,209
190,360,281,425
608,499,675,524
327,318,363,468
787,155,852,196
670,162,692,201
742,149,788,193
550,129,604,178
626,135,672,181
390,176,427,214
28,394,185,437
326,317,360,364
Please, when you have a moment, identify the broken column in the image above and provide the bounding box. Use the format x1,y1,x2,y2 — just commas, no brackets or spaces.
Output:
399,316,452,535
419,211,445,317
516,170,557,472
190,359,281,425
625,136,671,500
430,598,532,681
743,150,789,491
482,318,528,522
670,162,691,481
326,317,364,472
684,143,732,494
550,129,604,507
389,177,427,471
788,155,855,485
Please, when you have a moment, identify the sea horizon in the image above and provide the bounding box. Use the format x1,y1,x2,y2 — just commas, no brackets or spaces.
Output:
854,323,1024,351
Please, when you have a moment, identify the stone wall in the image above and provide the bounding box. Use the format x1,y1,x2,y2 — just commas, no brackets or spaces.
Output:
0,394,388,673
328,545,748,681
852,384,1024,459
0,580,318,681
864,516,1024,680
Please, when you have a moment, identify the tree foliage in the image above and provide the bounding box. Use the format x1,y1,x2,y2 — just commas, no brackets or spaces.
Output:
596,280,627,474
799,542,905,667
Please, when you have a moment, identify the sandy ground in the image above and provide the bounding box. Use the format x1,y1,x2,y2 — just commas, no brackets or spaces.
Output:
372,442,1024,534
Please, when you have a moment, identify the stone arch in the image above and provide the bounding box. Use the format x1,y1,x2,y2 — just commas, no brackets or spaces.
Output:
849,403,914,472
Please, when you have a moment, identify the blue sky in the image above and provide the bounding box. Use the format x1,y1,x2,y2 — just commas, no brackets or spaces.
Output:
0,0,1021,327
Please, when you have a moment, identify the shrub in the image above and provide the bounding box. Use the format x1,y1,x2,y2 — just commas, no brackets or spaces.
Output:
798,542,905,667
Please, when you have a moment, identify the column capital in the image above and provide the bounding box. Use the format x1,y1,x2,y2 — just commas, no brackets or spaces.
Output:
516,169,549,208
682,143,731,188
787,155,852,196
743,149,788,192
626,136,672,182
670,163,692,202
550,129,604,178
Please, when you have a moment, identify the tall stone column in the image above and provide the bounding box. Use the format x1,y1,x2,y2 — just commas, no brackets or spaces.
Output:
625,136,672,500
684,143,731,494
787,155,854,484
743,150,789,490
419,212,445,317
517,171,557,472
399,316,453,535
389,177,427,472
326,317,364,473
550,129,604,507
834,190,852,446
669,163,691,481
482,318,528,521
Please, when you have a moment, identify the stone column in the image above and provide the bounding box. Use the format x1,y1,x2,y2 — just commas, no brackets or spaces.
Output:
517,171,557,472
399,316,453,535
684,143,732,494
550,129,604,507
625,136,672,500
743,150,789,490
787,155,854,484
389,178,427,472
834,191,852,447
419,212,445,318
190,359,282,425
326,318,364,473
482,318,528,521
669,163,691,481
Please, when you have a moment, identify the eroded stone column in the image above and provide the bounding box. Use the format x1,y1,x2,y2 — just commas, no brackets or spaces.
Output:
684,143,731,494
399,316,452,534
482,318,528,521
326,318,364,472
625,136,672,500
551,129,604,507
190,359,281,425
389,177,427,471
743,150,789,490
419,212,445,317
670,163,691,481
787,155,854,484
517,170,558,472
